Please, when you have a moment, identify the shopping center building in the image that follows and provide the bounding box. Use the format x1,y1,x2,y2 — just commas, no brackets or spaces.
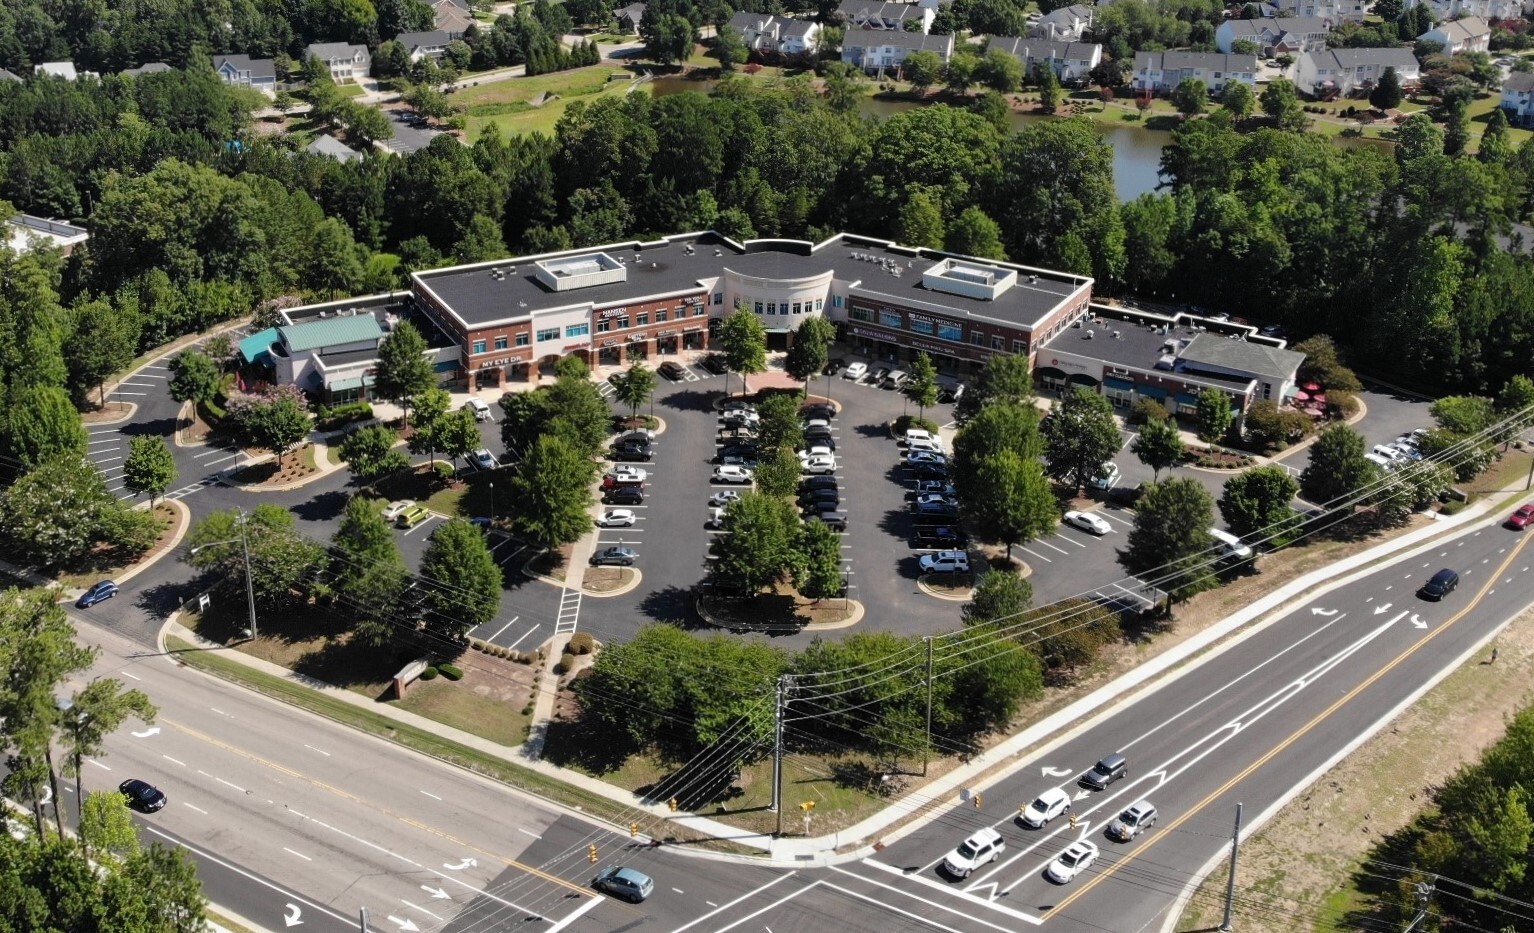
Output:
246,231,1302,417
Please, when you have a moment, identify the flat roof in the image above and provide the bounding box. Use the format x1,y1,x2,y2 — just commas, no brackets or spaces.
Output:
414,232,1087,332
1039,308,1254,391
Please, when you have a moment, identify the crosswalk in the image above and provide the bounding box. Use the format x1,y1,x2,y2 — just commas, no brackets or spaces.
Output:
554,588,582,635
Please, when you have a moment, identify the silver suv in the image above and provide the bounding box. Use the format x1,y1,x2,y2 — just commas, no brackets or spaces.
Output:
1107,800,1157,842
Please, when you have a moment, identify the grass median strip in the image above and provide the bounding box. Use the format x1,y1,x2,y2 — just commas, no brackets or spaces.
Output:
166,637,628,823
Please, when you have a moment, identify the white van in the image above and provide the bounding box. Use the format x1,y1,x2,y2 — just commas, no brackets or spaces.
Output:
1209,528,1253,561
1364,452,1396,472
908,437,944,454
904,429,935,446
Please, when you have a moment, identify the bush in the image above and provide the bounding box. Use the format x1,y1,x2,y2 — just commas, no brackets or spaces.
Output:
433,460,455,479
419,666,439,680
892,414,939,437
1326,389,1361,419
439,663,463,681
568,632,595,655
1128,398,1170,425
315,401,374,431
1439,499,1466,515
552,661,568,675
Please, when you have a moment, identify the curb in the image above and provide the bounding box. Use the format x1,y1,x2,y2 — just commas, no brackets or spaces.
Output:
81,401,138,426
915,574,975,601
582,567,642,597
695,593,866,632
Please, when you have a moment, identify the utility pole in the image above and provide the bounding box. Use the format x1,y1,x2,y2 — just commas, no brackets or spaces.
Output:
771,675,787,836
359,907,370,933
1219,802,1243,932
240,512,257,641
923,636,934,777
1402,879,1434,933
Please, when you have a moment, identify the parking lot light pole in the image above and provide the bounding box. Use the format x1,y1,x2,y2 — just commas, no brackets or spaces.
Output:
488,481,495,524
189,514,257,641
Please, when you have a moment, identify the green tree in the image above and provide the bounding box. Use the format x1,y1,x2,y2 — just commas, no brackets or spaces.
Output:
713,492,802,594
407,386,453,466
122,436,177,506
756,393,805,452
1444,99,1471,156
1172,77,1209,115
60,678,155,823
330,496,409,646
5,385,88,470
976,46,1024,92
1299,423,1378,506
955,353,1033,423
185,505,324,609
243,396,311,468
717,306,767,397
421,518,502,637
1259,78,1307,131
510,434,597,548
1495,374,1534,446
945,206,1007,260
373,321,435,427
499,390,554,459
1131,416,1183,480
1043,388,1122,492
714,26,748,70
953,402,1044,507
80,790,140,865
613,362,657,419
795,518,844,602
784,316,834,394
1013,596,1123,673
546,373,611,458
944,52,978,94
1035,62,1060,114
905,352,940,422
1293,335,1362,392
752,446,802,499
641,10,697,65
168,349,223,407
1195,388,1235,443
0,456,133,567
338,424,407,484
1219,465,1301,547
436,408,483,467
1222,80,1255,118
965,451,1058,559
67,299,139,406
962,569,1033,626
1465,784,1534,893
1369,65,1404,110
1479,106,1512,165
904,50,943,95
898,188,946,250
1432,394,1495,435
1120,477,1219,604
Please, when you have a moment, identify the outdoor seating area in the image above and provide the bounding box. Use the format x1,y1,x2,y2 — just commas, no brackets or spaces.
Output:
1285,380,1330,420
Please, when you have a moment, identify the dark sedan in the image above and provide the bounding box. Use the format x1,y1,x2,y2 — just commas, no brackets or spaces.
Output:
120,778,167,812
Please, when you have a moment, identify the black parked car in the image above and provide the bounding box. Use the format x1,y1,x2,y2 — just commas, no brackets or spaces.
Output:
604,486,645,505
871,366,891,384
910,462,952,481
717,444,760,461
701,353,729,375
610,445,651,463
800,476,840,492
915,525,968,548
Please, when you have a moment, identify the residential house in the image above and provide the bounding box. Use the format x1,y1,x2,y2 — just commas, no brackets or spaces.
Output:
1215,17,1331,56
1131,51,1258,94
1418,16,1491,55
213,54,277,94
430,0,474,38
1273,0,1367,22
842,28,954,72
836,1,934,32
1499,71,1534,127
614,2,647,33
985,36,1103,83
5,214,88,256
0,68,22,82
1404,0,1524,23
35,61,88,80
307,42,371,82
121,62,171,77
1028,4,1093,41
307,135,366,163
726,12,821,57
1295,46,1420,95
395,30,453,62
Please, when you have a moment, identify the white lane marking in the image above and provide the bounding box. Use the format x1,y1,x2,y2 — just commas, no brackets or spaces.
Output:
672,887,685,894
482,615,522,643
162,756,185,767
215,777,247,793
1015,545,1052,564
671,872,799,933
183,803,207,814
837,865,1039,929
122,672,140,681
87,759,111,771
544,895,604,933
506,625,541,650
421,791,442,801
400,900,444,922
210,708,231,717
283,847,313,861
516,827,542,839
701,879,822,933
303,745,330,757
95,456,122,464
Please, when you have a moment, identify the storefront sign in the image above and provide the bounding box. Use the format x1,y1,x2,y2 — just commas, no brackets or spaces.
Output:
1049,357,1089,372
475,355,522,371
601,338,619,348
599,307,627,319
657,329,676,337
627,334,645,342
566,342,591,352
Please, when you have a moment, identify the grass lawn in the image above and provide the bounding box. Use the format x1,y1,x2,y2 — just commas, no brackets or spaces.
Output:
451,65,633,139
338,83,366,98
1461,447,1534,499
54,504,180,591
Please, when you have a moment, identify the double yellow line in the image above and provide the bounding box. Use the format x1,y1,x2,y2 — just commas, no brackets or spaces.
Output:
1049,532,1533,919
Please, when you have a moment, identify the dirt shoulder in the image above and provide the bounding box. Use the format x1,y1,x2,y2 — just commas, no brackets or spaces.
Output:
1172,605,1534,933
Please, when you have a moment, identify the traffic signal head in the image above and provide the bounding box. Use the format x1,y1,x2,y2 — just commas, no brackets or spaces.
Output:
973,793,983,808
587,844,598,863
630,822,639,837
668,797,679,812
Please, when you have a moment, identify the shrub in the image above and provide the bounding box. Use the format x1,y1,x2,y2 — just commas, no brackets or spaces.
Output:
1128,398,1170,425
1326,389,1361,419
892,414,939,436
519,651,535,664
433,460,455,479
552,661,568,675
419,666,439,680
1439,499,1466,515
568,632,596,655
439,663,463,681
521,703,535,715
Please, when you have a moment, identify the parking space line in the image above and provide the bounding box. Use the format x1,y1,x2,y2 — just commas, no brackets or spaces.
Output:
1037,540,1070,555
1015,545,1052,563
1053,533,1088,548
481,615,521,643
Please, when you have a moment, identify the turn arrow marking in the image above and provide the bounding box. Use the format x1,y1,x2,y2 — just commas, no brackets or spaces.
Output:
283,904,303,927
1310,607,1338,616
443,857,478,871
387,916,419,931
1073,789,1091,801
131,727,160,738
1410,614,1428,629
420,886,450,900
1373,603,1394,615
1040,766,1070,777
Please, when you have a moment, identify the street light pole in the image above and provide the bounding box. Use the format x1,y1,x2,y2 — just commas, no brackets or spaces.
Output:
239,513,257,641
489,481,495,524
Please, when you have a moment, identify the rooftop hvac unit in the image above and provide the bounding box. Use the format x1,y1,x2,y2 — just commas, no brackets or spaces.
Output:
1029,275,1039,283
1084,329,1094,339
1113,330,1122,339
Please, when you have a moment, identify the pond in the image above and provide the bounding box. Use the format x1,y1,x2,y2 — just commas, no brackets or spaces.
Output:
648,75,1169,201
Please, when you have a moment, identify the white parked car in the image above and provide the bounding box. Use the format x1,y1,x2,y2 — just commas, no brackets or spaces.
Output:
797,445,834,460
610,466,647,483
597,509,636,528
706,507,726,529
919,550,969,574
1045,840,1099,884
1088,461,1120,490
464,398,493,422
843,362,868,381
801,455,837,475
1063,510,1111,536
708,489,742,508
1019,787,1071,828
942,828,1004,879
471,448,498,471
380,500,415,522
712,465,754,484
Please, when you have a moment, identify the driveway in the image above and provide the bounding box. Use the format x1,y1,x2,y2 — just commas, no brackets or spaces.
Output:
379,108,444,154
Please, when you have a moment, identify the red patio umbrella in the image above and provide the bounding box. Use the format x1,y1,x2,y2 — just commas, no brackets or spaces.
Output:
1302,381,1322,392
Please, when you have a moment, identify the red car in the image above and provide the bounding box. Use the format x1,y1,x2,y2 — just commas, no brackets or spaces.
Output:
1507,504,1534,530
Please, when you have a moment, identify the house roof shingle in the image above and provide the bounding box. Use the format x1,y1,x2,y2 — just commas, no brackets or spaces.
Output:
213,54,276,81
307,135,365,162
1306,46,1420,71
1134,51,1258,72
1503,72,1534,93
843,28,952,51
395,30,453,50
280,314,383,353
1178,333,1305,383
307,42,368,60
1429,15,1489,43
987,36,1101,62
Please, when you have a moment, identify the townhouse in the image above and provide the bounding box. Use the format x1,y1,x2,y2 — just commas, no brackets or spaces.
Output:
985,36,1103,83
1418,16,1491,55
725,12,821,57
1214,17,1331,56
1295,46,1420,96
842,29,954,72
1132,51,1258,94
306,42,371,82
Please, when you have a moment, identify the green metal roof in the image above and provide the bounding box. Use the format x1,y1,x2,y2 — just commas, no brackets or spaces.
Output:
327,374,376,392
239,327,280,364
279,314,382,353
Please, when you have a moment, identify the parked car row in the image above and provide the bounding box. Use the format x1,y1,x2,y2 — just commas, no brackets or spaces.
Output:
1366,429,1429,472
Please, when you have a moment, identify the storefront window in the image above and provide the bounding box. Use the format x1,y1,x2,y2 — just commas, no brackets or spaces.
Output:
792,302,801,314
472,339,486,354
597,319,610,333
755,301,764,314
694,306,707,316
494,335,508,350
566,323,589,338
537,328,559,342
991,335,1004,350
938,322,962,342
816,299,823,311
655,309,667,322
879,311,902,329
768,303,778,315
969,332,985,347
516,333,529,347
909,318,933,335
1013,339,1027,355
637,312,649,326
851,307,872,322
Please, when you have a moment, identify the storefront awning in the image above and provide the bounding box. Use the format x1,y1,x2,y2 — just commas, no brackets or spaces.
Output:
1138,385,1169,399
1176,393,1200,405
1104,377,1134,391
328,374,375,392
1067,373,1099,387
1036,366,1067,379
239,327,280,366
